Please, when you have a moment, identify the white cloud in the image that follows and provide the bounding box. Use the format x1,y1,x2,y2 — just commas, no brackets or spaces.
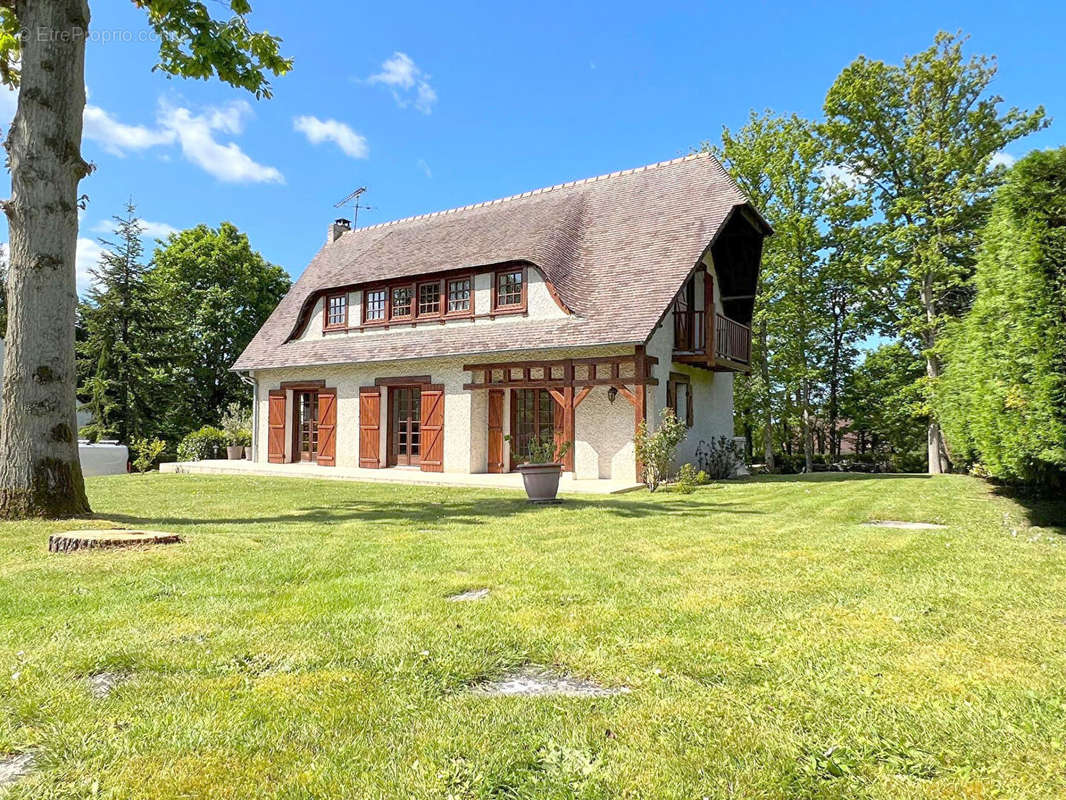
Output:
0,87,16,128
417,158,432,178
989,151,1016,170
157,100,284,184
293,115,368,159
75,237,106,294
83,105,176,156
141,220,179,239
91,218,178,240
366,52,437,114
819,163,866,190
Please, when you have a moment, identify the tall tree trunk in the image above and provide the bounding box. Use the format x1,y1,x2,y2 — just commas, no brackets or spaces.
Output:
925,352,951,474
828,298,844,458
758,318,774,470
800,383,814,473
920,273,951,475
0,0,92,518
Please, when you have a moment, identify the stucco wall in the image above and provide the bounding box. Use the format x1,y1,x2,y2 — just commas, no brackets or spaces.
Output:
294,266,566,344
253,344,637,480
644,261,735,471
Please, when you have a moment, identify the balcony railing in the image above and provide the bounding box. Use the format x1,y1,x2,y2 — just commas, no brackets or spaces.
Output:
715,314,751,365
673,309,751,366
673,308,705,352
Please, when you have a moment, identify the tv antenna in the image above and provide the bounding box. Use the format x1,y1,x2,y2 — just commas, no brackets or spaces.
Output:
333,186,374,228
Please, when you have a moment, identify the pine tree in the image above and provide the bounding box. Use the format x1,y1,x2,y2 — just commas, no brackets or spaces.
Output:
77,202,156,444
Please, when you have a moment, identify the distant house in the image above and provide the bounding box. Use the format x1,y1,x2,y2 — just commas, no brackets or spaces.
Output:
233,154,769,482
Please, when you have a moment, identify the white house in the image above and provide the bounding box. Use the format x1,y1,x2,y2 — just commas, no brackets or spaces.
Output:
232,154,769,482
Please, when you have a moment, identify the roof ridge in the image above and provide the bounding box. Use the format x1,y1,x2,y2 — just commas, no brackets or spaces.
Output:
346,153,711,234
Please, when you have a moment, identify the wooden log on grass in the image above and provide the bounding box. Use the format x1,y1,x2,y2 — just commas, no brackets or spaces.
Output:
48,530,182,553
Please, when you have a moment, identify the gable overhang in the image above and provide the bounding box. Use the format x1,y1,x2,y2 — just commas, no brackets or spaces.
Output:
641,202,771,345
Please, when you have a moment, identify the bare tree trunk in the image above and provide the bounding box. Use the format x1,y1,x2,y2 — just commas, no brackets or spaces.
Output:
758,318,774,470
0,0,92,518
800,384,814,473
920,273,951,475
925,353,951,474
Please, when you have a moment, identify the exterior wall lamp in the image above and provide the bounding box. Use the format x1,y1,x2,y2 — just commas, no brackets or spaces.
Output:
607,386,618,404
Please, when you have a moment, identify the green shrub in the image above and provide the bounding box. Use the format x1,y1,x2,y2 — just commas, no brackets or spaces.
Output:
130,437,166,473
672,463,698,494
504,431,572,465
695,436,743,479
635,408,688,491
177,426,228,462
937,148,1066,488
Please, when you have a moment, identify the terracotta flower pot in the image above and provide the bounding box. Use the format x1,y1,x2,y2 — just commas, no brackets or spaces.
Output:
517,462,563,503
226,445,244,460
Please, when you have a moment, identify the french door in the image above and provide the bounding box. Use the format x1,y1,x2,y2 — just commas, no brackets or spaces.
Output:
390,386,422,466
296,390,319,461
510,388,555,468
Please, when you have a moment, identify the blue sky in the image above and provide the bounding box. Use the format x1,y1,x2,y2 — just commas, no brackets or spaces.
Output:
0,0,1061,292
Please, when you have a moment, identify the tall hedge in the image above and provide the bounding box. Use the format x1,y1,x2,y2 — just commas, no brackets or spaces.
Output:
937,148,1066,487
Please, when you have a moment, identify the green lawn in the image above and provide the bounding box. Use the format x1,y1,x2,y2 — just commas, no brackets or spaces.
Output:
1,474,1064,799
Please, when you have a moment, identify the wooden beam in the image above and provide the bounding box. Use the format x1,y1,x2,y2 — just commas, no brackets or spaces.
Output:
573,386,593,408
463,380,569,391
562,384,575,471
374,375,432,387
463,376,658,391
612,384,637,407
704,265,715,368
634,345,649,481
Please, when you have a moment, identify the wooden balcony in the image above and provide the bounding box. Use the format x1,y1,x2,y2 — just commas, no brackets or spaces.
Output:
673,309,751,371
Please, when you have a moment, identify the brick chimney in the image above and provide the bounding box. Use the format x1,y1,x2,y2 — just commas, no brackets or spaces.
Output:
329,218,351,243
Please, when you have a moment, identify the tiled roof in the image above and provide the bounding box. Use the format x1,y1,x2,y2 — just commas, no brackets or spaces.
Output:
233,153,761,371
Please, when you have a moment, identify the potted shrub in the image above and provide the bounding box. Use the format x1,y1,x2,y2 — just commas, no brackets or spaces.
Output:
507,431,572,503
220,403,252,460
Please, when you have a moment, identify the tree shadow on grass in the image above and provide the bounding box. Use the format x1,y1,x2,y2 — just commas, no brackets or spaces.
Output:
99,495,764,530
742,473,932,483
991,485,1066,534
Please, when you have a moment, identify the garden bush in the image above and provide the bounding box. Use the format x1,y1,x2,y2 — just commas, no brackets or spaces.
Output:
176,426,229,462
130,437,167,473
635,408,687,491
695,436,743,479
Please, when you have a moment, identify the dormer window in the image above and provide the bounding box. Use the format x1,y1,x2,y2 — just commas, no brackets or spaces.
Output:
324,292,348,330
364,288,387,323
447,278,471,314
418,281,441,317
494,268,524,310
391,284,414,319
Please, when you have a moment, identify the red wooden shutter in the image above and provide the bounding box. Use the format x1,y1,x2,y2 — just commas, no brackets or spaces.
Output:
420,385,444,472
359,387,381,468
317,388,337,466
268,390,286,463
487,389,504,473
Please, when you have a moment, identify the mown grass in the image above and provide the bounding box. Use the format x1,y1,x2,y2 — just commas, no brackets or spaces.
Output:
0,473,1063,799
